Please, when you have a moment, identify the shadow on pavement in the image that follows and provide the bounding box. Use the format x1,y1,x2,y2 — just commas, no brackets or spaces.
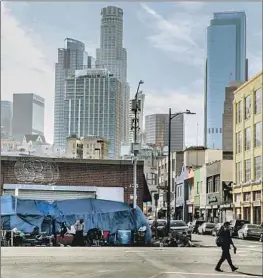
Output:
237,271,263,277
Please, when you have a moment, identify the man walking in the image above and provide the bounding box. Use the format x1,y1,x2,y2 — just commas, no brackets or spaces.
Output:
215,221,238,272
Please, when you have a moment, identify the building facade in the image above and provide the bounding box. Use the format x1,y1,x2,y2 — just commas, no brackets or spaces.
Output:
1,155,151,209
96,6,130,144
145,114,184,152
185,167,194,222
67,136,109,159
53,38,89,149
233,71,262,224
205,159,233,223
204,11,247,149
222,83,243,158
1,101,12,135
12,93,45,141
64,68,122,159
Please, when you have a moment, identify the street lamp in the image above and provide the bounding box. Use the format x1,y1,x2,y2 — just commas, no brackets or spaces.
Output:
131,80,144,209
167,108,196,232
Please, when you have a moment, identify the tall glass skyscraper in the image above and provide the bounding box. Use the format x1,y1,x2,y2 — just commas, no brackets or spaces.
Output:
204,12,247,149
53,38,88,149
96,6,130,144
64,69,122,159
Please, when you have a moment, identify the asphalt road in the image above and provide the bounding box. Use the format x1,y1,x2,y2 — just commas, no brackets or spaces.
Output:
1,234,262,278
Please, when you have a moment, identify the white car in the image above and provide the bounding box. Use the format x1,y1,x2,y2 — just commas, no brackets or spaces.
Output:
198,222,216,235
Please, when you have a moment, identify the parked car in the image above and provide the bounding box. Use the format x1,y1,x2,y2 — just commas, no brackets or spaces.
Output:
170,220,192,241
230,219,250,237
192,220,205,234
238,224,262,240
212,223,223,236
198,222,216,235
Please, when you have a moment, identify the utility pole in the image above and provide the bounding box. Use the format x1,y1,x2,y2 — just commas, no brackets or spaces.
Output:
131,80,144,209
166,109,196,233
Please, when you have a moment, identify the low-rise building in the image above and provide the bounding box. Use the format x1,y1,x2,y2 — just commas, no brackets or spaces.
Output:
1,155,151,209
67,135,109,159
233,71,262,224
205,159,233,223
1,134,19,152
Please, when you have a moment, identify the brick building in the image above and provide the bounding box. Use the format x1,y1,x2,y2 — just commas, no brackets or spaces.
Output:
0,155,151,209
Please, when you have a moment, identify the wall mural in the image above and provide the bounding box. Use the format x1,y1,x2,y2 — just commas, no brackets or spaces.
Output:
13,158,60,185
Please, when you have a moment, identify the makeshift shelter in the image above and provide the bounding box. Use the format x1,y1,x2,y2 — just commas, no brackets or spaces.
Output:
1,195,151,243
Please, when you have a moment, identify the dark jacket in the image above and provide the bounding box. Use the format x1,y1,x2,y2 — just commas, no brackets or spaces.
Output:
217,226,233,249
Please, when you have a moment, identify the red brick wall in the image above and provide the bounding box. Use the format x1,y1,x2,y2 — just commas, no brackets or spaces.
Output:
1,158,145,208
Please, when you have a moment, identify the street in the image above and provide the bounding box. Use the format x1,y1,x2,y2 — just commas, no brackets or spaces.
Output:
1,234,262,278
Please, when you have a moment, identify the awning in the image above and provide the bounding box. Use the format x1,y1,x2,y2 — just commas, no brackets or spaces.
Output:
143,174,152,203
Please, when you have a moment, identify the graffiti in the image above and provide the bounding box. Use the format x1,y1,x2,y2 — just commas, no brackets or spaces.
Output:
14,158,60,185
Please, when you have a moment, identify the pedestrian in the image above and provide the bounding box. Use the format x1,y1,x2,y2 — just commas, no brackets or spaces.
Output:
73,219,85,246
215,221,238,272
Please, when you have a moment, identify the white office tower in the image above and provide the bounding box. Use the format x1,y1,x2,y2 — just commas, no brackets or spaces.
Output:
129,93,145,143
53,38,88,150
96,6,130,144
64,68,122,159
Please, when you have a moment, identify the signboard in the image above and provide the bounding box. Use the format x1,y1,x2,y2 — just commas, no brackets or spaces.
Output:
208,195,218,204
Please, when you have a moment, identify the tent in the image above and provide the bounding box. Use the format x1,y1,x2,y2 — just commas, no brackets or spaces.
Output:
1,195,151,243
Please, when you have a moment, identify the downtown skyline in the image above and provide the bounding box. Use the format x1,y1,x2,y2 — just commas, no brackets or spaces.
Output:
2,2,262,146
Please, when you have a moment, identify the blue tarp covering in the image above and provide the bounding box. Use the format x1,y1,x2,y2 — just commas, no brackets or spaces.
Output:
1,195,151,243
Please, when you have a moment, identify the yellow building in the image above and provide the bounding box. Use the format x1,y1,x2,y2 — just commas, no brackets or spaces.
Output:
233,71,262,224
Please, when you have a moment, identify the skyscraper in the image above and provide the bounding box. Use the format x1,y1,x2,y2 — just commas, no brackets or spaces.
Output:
12,93,44,141
53,38,88,149
96,6,130,144
145,114,184,152
1,101,12,135
204,12,247,149
64,68,122,159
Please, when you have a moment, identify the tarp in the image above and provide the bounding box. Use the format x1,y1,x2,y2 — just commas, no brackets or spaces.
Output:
1,195,151,243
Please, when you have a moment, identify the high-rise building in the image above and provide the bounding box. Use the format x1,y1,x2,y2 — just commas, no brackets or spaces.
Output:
12,93,45,141
129,93,145,143
53,38,89,149
64,68,122,159
96,6,130,144
145,114,184,152
1,101,12,135
204,12,247,149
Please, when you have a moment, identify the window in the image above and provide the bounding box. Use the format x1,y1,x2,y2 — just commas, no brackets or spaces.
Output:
245,159,251,182
234,193,241,202
254,122,262,147
212,128,214,133
254,88,262,114
253,191,261,201
236,101,242,123
245,127,251,151
214,175,220,192
207,177,213,193
196,182,199,194
245,95,251,120
243,192,251,202
254,156,261,181
236,162,242,184
236,132,242,153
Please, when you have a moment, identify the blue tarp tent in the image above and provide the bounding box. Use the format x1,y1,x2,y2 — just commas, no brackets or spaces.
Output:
1,195,151,243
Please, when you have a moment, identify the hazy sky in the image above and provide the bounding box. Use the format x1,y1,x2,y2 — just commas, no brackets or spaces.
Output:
1,2,262,145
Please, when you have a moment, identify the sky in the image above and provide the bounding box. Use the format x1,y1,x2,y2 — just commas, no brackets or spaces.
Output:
1,1,262,146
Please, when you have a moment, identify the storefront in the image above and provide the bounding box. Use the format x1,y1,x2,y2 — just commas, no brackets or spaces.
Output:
253,200,261,224
206,194,220,223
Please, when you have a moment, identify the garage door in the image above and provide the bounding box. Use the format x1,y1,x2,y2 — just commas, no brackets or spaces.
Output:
2,189,16,196
5,189,96,203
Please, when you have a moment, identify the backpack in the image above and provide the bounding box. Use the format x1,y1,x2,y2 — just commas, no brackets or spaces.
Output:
216,236,223,247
